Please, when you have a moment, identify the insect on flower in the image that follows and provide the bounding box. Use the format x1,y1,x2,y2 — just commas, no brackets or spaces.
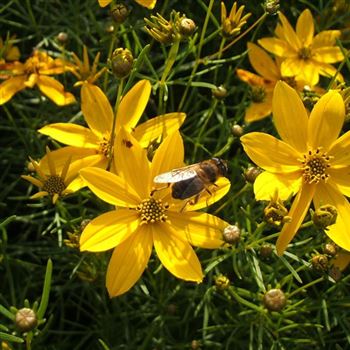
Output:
153,158,229,204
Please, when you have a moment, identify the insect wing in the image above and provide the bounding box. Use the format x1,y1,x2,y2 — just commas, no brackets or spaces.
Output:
154,165,198,183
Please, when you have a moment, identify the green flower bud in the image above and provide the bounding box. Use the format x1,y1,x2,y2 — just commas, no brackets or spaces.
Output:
231,124,244,137
111,48,133,79
110,3,129,24
212,85,228,100
313,205,337,229
311,254,329,272
15,308,38,332
264,0,280,15
177,17,196,37
215,275,230,290
223,225,241,244
243,166,262,184
263,288,286,312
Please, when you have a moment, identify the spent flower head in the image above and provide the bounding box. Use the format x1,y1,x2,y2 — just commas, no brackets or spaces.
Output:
0,35,20,63
221,1,251,38
79,130,231,297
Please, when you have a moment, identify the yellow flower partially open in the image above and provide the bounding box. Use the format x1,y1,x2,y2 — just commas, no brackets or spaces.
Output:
0,50,75,105
241,81,350,255
98,0,156,9
79,129,231,297
258,9,344,86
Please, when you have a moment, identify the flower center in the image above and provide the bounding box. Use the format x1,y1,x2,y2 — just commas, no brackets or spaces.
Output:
298,46,312,60
301,148,331,184
42,175,66,195
251,86,266,103
136,197,169,225
98,137,112,157
281,76,297,89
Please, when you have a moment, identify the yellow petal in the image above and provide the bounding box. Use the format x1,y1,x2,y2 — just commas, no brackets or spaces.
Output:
80,209,139,252
80,167,141,206
333,251,350,271
247,42,280,81
276,183,316,255
312,30,341,49
329,130,350,166
327,171,350,198
116,80,151,131
21,175,43,188
245,95,273,123
313,183,350,252
240,132,301,172
317,62,343,82
295,60,320,86
258,38,296,57
272,81,308,153
133,112,186,148
278,11,301,50
280,57,302,77
38,123,100,148
36,76,75,106
114,128,150,198
296,9,314,47
236,69,274,88
81,83,113,137
0,76,26,104
106,225,153,297
134,0,156,9
254,171,302,201
308,91,345,150
153,223,203,282
313,47,344,63
150,131,184,182
98,0,111,7
167,211,227,249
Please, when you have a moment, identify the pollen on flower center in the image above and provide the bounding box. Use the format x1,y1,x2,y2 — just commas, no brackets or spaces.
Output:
301,148,331,184
298,46,312,60
98,137,112,157
42,175,66,195
136,197,169,225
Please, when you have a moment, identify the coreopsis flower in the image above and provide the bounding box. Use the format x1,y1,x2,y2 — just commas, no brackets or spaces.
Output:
69,46,106,87
98,0,156,10
38,80,186,188
0,50,75,105
22,148,80,204
0,36,20,63
221,1,251,38
258,9,344,86
79,129,231,297
241,81,350,255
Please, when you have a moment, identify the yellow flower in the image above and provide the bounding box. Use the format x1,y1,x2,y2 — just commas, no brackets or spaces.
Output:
38,80,186,189
241,81,350,255
258,9,344,86
79,129,231,297
221,1,251,38
22,148,80,204
0,36,20,63
68,46,107,87
98,0,156,9
0,50,75,105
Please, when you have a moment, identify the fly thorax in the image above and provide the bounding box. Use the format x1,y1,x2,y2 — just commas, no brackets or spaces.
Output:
137,197,169,225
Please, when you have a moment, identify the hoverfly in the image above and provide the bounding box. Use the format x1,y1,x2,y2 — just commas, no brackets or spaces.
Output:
153,158,228,203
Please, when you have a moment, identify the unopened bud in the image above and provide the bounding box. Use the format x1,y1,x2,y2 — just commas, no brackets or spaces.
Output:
264,197,291,227
105,24,115,34
110,3,129,24
323,243,338,257
57,32,68,44
15,308,38,332
214,275,230,290
212,85,228,100
260,244,273,259
191,340,201,350
111,48,133,79
178,17,196,37
311,254,329,272
313,205,337,229
243,166,262,184
263,288,286,311
264,0,280,15
223,225,240,244
80,219,91,232
231,124,244,137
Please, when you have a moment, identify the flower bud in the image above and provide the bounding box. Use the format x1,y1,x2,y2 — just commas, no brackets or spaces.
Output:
57,32,68,44
191,340,201,350
231,124,244,137
264,0,280,15
111,48,133,79
263,288,286,312
264,197,291,227
223,225,240,244
260,244,273,259
323,242,338,257
178,17,196,37
243,166,262,184
311,254,329,272
105,24,115,34
212,85,228,100
214,275,230,290
313,205,337,229
15,308,38,332
110,3,129,24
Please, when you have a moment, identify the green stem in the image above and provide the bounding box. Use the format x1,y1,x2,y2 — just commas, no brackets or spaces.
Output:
288,277,324,298
177,0,215,111
213,37,226,84
103,24,119,92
